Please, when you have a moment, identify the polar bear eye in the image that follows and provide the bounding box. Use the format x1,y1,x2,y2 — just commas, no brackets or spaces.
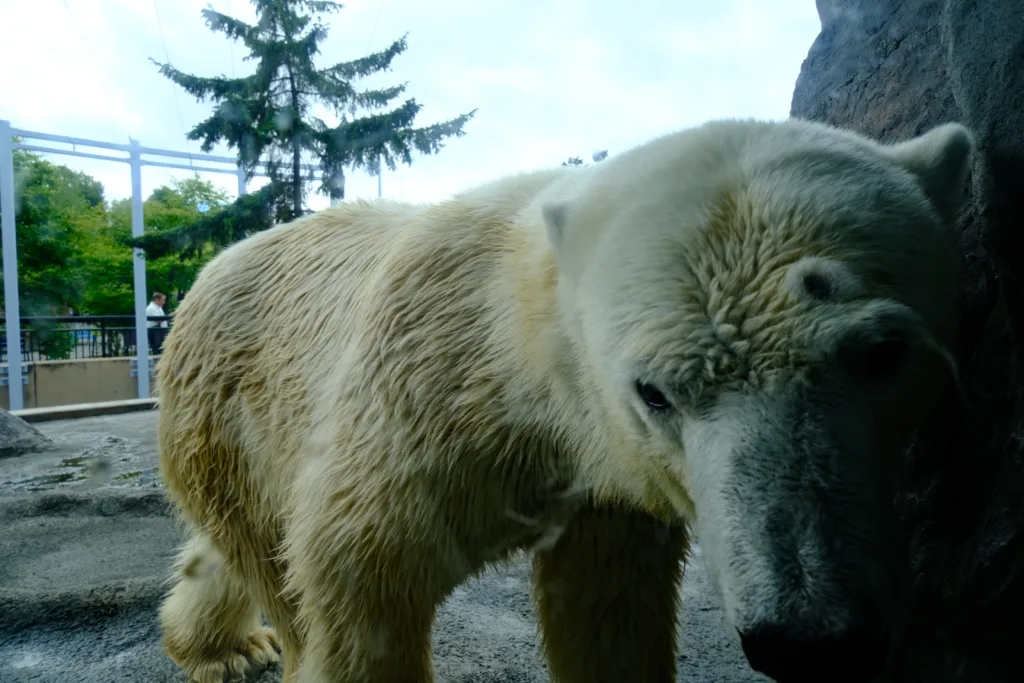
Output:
861,337,909,381
635,381,672,411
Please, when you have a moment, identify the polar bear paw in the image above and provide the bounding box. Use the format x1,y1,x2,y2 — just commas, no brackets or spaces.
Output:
179,626,281,683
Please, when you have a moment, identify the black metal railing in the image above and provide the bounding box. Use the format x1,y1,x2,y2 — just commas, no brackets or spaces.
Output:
0,315,174,363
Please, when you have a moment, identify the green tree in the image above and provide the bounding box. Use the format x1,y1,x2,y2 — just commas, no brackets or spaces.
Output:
76,207,134,317
143,0,476,257
144,177,230,302
79,176,229,314
0,148,104,316
123,181,278,260
0,149,109,359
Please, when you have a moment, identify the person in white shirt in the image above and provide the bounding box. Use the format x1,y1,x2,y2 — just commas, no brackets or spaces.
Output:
146,292,169,354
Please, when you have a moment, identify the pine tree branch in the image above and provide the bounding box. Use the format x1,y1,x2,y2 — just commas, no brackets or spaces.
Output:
199,7,262,52
303,75,407,114
150,58,260,102
388,109,478,167
297,0,343,14
122,183,283,259
315,98,423,167
311,102,476,199
321,34,409,81
350,84,408,110
289,23,330,66
184,95,275,160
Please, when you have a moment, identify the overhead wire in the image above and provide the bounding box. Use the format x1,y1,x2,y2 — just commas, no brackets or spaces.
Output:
226,0,237,78
54,0,111,141
152,0,195,164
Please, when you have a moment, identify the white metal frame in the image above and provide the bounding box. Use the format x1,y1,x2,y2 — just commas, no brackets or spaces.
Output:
0,120,323,410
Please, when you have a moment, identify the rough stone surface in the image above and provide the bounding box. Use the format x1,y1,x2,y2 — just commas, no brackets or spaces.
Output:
792,2,1024,681
0,409,53,459
0,412,763,682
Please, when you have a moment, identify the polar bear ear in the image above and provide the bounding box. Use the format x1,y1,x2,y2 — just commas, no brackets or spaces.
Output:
882,122,975,224
542,202,569,254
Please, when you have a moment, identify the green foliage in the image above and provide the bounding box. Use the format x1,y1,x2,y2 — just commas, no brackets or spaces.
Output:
82,174,229,314
125,180,280,260
148,0,476,240
0,150,227,361
141,177,230,302
0,149,104,316
75,207,134,316
25,320,76,360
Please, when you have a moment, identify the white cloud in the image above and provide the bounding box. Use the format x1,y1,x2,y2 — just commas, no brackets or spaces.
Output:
0,0,821,208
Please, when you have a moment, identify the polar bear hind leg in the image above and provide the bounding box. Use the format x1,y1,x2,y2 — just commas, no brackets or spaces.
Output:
158,531,283,683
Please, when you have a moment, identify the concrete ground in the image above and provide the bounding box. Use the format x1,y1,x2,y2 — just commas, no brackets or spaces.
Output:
0,411,765,683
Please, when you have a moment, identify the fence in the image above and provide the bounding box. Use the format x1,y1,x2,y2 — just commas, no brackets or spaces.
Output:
0,120,323,410
0,315,174,363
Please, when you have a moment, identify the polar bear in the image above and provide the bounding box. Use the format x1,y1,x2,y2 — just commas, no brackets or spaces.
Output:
155,117,973,683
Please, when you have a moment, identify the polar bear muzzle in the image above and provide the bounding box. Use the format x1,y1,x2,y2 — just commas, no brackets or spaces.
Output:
680,380,914,683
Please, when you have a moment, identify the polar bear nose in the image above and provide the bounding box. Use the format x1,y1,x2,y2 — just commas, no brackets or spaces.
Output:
738,624,888,683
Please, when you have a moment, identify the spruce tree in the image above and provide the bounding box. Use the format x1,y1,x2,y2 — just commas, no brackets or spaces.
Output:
139,0,475,257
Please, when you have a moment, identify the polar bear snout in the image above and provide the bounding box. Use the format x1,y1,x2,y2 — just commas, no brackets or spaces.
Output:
738,623,890,683
681,391,909,681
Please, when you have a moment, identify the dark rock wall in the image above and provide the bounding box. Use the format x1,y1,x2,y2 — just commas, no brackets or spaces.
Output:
794,0,958,140
792,2,1024,681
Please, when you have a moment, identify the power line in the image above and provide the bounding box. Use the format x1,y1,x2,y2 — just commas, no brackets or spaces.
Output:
152,0,193,159
225,0,237,77
55,0,113,140
59,0,107,93
366,0,386,53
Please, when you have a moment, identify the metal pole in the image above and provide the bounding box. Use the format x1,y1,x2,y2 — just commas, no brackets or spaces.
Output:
377,154,382,198
236,164,247,197
0,120,23,410
129,140,150,399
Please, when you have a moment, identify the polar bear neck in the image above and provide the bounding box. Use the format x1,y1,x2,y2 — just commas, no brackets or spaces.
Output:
494,226,650,513
481,213,609,472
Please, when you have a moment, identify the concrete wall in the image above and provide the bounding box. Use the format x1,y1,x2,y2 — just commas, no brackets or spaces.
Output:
0,357,159,410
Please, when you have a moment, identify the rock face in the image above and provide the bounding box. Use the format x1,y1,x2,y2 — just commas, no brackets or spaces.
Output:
0,409,52,459
792,2,1024,682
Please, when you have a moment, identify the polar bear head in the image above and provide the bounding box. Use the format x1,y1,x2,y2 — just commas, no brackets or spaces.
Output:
543,118,974,683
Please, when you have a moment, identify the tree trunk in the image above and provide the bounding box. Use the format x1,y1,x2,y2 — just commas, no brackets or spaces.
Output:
290,76,302,220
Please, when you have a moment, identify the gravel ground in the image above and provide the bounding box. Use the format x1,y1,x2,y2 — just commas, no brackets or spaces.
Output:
0,411,765,682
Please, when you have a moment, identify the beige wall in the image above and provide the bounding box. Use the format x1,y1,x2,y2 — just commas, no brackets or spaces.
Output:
0,357,159,410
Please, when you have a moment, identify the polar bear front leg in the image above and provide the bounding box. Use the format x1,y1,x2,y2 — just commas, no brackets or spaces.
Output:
531,503,689,683
284,463,459,683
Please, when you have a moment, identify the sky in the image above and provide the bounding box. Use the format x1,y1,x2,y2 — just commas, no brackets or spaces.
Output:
0,0,822,210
